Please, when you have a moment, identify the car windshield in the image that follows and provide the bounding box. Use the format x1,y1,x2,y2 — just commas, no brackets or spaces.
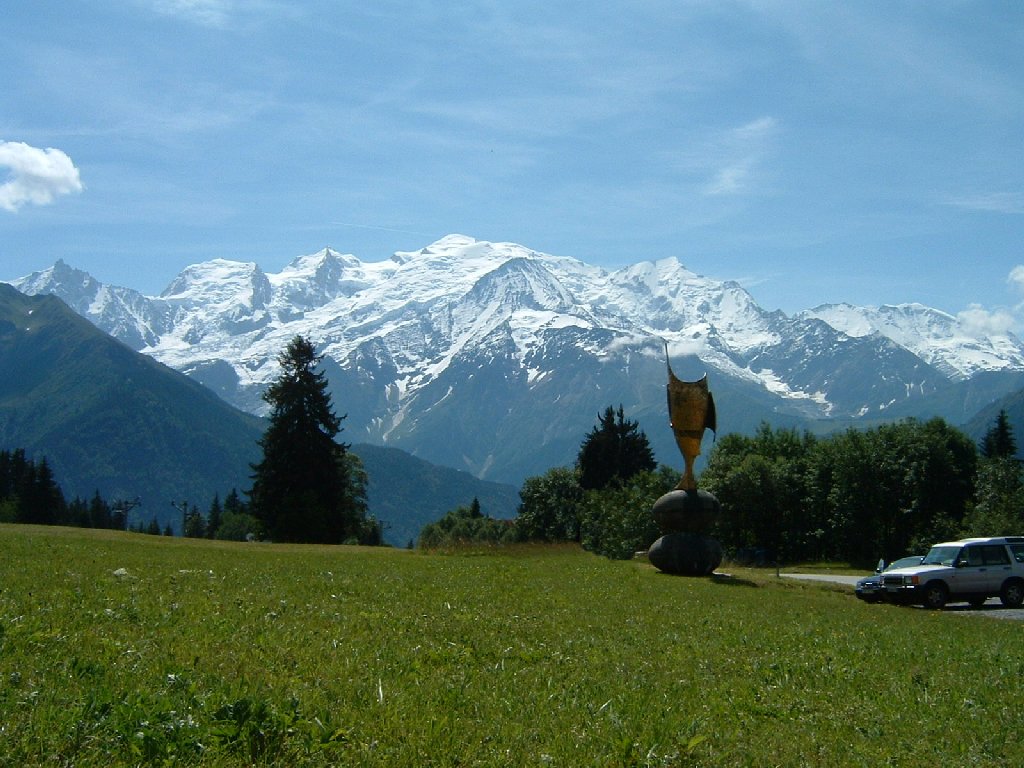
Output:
922,546,960,566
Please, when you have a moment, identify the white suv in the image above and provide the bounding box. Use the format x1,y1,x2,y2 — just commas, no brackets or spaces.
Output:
879,536,1024,609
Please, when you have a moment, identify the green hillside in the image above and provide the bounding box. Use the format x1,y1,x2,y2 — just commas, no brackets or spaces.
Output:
0,283,265,523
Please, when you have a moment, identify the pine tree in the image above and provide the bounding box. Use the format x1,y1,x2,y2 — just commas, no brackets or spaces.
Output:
3,453,67,525
248,335,367,543
89,491,113,529
577,405,656,491
223,488,245,516
183,504,206,538
206,494,223,539
981,409,1018,459
68,496,90,527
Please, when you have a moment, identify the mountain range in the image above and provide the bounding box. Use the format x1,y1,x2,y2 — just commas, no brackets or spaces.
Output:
9,233,1024,488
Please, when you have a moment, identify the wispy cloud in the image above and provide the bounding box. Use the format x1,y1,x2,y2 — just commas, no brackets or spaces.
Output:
942,192,1024,215
0,140,83,212
151,0,231,27
1008,266,1024,292
694,116,778,197
320,221,434,239
146,0,298,29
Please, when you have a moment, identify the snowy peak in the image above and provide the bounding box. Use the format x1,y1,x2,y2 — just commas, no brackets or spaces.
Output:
14,259,97,299
11,236,1024,390
162,259,271,309
602,258,779,355
269,247,375,308
10,259,167,349
464,257,577,316
801,302,1024,379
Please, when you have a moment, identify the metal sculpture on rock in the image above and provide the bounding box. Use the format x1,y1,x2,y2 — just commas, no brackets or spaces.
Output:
666,361,716,491
647,344,723,576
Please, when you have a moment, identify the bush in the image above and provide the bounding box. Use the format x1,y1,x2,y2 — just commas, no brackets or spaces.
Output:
579,468,675,560
418,500,515,549
215,511,264,542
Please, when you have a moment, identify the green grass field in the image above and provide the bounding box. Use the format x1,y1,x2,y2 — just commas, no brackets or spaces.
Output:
1,524,1021,766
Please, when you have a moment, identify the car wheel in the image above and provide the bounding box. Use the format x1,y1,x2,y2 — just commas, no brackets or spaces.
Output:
921,582,948,609
1000,579,1024,608
968,597,987,609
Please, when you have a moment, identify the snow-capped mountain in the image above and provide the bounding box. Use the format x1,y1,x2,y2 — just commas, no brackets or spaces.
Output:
10,234,1024,485
800,302,1024,380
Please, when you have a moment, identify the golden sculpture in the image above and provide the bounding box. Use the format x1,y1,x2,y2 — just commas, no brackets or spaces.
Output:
665,343,716,491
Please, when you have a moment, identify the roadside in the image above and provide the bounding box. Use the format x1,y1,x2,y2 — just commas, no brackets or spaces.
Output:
780,572,1024,621
780,573,861,586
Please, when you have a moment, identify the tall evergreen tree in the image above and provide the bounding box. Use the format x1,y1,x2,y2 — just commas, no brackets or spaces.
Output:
970,410,1023,535
183,503,206,538
206,494,223,539
576,405,656,491
248,335,367,543
981,409,1017,459
223,488,245,516
88,491,112,529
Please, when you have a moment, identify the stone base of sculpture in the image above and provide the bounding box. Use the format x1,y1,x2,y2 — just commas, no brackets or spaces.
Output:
648,489,723,576
648,532,722,576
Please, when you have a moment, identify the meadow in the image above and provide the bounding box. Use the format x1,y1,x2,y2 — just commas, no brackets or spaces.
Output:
1,524,1021,767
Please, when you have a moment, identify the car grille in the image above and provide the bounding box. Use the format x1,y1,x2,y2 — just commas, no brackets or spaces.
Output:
881,574,905,587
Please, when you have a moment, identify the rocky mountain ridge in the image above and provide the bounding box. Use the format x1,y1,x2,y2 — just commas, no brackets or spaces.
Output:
11,234,1024,484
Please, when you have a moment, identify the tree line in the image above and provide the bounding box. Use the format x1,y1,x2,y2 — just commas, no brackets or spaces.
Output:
0,448,114,529
418,405,671,556
426,405,1024,568
0,448,265,541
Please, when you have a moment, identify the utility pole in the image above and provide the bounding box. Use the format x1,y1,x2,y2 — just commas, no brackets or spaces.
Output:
170,500,189,537
111,497,141,530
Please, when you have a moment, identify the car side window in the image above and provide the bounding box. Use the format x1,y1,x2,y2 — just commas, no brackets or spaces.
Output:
965,547,984,566
1011,544,1024,564
982,545,1010,565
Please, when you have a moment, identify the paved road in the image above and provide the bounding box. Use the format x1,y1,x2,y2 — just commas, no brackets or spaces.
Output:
781,573,1024,621
782,573,861,586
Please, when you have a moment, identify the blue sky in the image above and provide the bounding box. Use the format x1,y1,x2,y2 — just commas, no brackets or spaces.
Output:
2,1,1022,329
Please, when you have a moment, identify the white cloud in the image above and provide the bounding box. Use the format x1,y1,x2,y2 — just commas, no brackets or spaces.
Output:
0,141,83,212
666,337,708,358
957,267,1024,337
957,304,1017,337
604,334,707,359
